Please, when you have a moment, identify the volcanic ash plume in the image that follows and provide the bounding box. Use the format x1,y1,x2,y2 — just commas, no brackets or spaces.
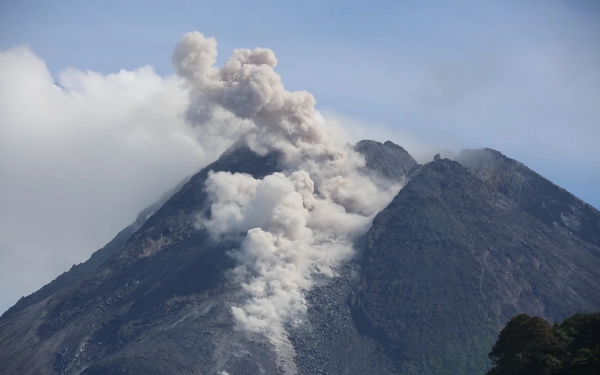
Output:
173,31,404,357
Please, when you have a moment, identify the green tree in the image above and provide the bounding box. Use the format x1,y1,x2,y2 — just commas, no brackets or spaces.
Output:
486,312,600,375
553,313,600,375
487,314,560,375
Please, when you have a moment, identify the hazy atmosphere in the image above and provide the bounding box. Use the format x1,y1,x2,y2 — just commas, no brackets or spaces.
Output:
1,0,599,317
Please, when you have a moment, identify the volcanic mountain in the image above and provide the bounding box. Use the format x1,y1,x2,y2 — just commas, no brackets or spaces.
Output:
1,141,599,375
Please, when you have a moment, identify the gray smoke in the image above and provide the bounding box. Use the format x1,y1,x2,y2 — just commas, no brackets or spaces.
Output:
173,32,403,362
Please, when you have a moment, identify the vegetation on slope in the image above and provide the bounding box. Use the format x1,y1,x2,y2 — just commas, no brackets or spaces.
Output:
487,312,600,374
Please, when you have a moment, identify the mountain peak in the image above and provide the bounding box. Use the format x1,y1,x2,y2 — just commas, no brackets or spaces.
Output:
355,139,418,180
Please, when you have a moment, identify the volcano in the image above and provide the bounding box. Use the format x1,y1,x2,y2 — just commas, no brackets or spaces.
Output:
1,140,599,375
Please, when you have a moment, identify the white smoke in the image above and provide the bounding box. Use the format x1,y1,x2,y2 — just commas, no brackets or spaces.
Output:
173,32,403,355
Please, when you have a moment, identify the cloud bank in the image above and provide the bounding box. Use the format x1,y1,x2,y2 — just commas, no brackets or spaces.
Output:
172,32,403,362
0,46,222,314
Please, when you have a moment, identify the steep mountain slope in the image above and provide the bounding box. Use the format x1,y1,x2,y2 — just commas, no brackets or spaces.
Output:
350,157,600,375
2,177,190,320
0,140,416,375
0,145,282,375
457,148,600,247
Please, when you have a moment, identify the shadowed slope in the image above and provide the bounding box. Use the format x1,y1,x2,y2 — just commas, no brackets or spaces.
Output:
350,157,600,375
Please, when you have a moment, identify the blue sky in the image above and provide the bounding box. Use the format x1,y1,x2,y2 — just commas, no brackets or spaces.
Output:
2,0,599,166
0,0,599,312
5,0,596,200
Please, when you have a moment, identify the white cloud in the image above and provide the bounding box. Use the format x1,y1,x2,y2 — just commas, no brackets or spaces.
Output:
0,46,223,314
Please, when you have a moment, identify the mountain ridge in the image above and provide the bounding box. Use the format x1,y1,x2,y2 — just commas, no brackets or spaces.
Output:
457,148,600,247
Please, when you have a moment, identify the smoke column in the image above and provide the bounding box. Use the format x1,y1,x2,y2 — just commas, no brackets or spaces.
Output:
173,32,403,371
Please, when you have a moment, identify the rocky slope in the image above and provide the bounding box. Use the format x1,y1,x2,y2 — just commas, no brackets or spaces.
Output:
350,157,600,375
2,177,190,320
0,144,282,374
457,148,600,247
1,142,599,375
355,140,419,180
0,141,415,375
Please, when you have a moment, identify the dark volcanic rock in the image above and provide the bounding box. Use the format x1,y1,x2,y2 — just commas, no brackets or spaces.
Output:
288,262,397,375
355,140,419,181
287,140,419,374
457,148,600,247
350,157,600,375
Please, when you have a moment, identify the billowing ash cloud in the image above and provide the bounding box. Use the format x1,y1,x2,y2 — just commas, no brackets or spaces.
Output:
173,32,403,357
172,31,330,162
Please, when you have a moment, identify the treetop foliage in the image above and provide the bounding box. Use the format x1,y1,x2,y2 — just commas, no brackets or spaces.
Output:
487,312,600,375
